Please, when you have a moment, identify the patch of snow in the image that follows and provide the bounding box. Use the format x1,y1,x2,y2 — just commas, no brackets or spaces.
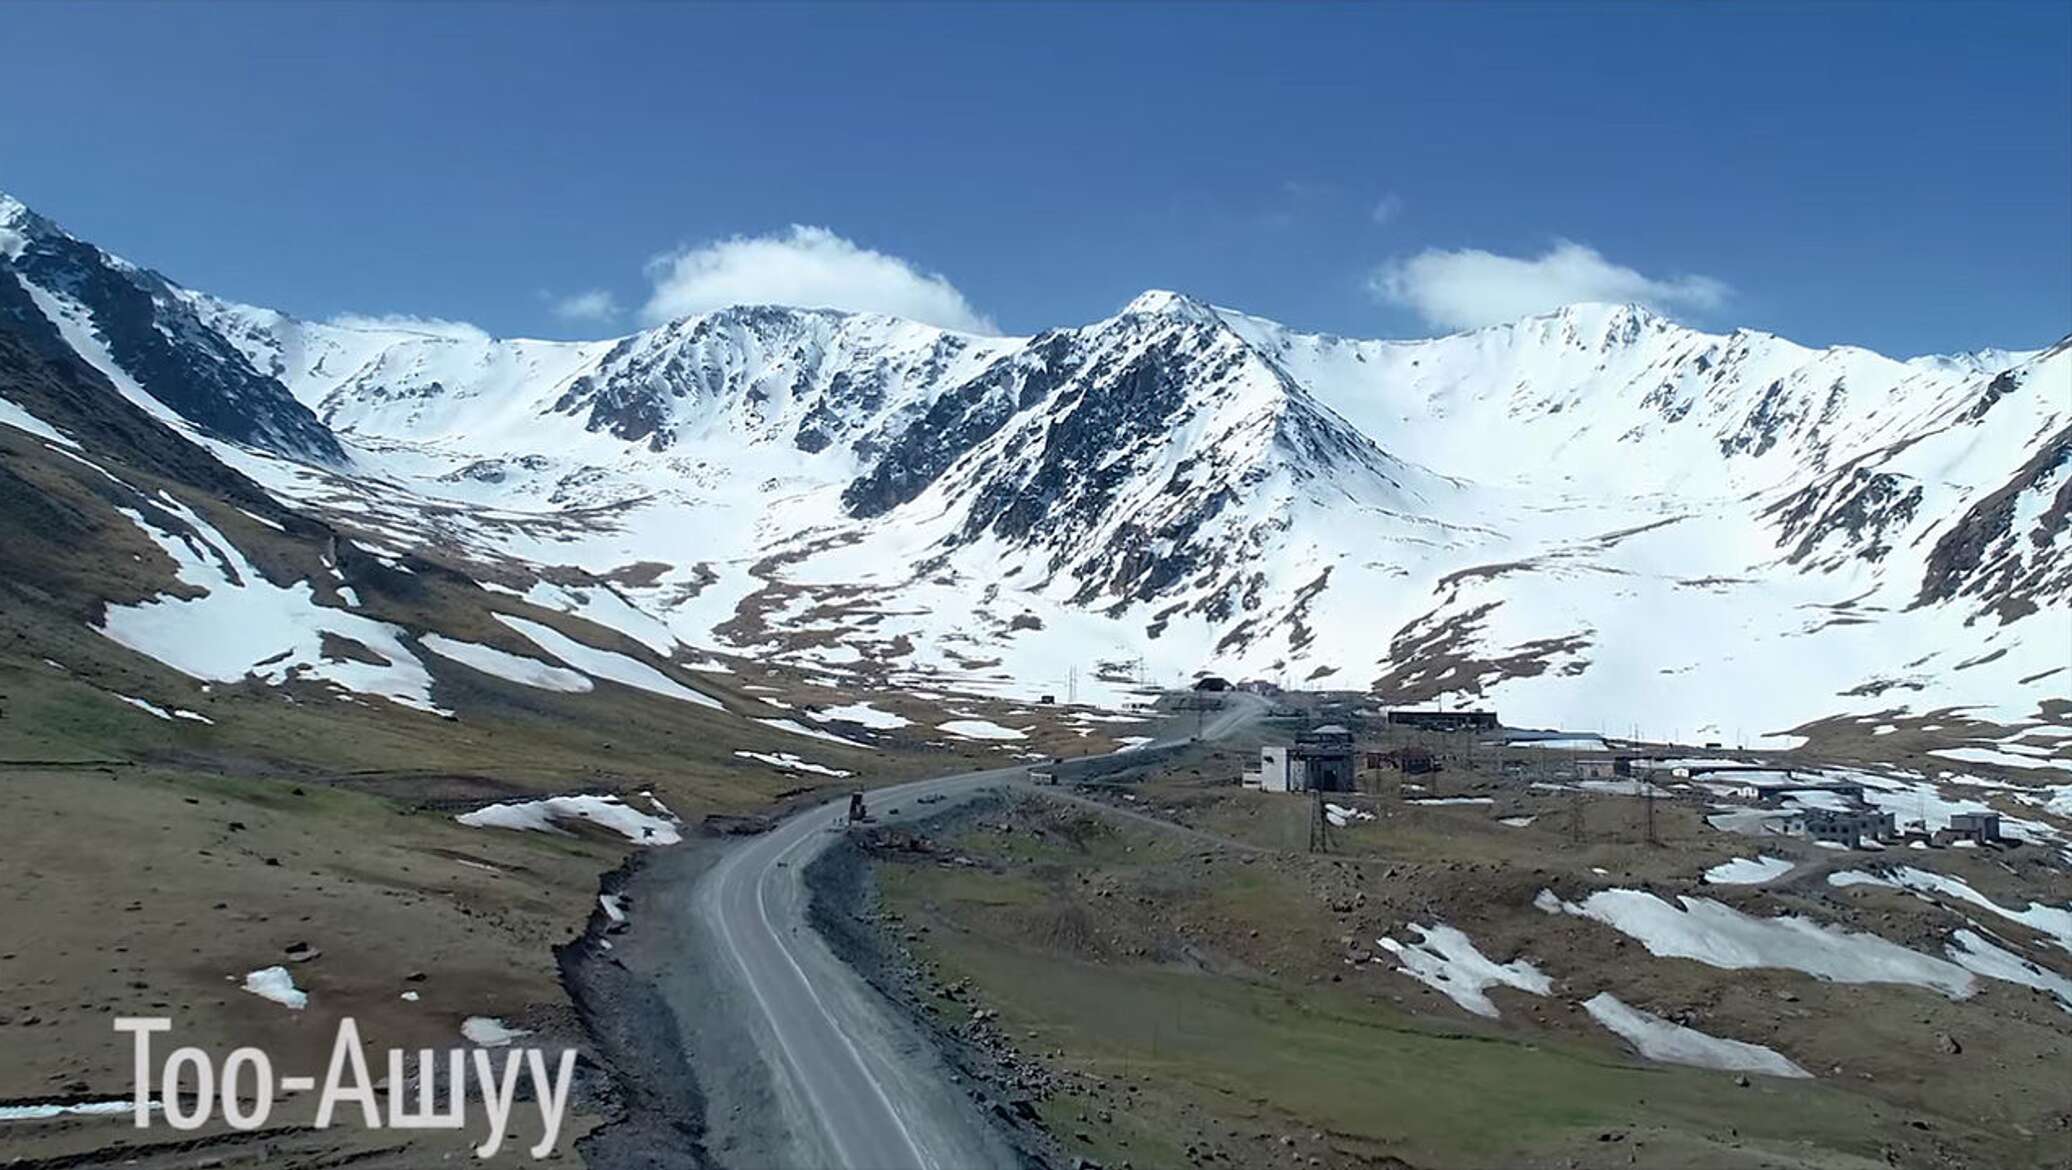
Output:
114,694,173,720
456,793,680,845
1325,802,1376,828
811,700,911,729
1702,856,1795,885
420,633,593,693
495,615,717,708
1825,867,2072,953
1583,993,1809,1078
1511,736,1611,750
242,966,307,1009
0,395,80,449
0,1100,153,1122
1376,923,1553,1018
1945,929,2072,1011
461,1017,530,1047
938,718,1029,741
99,498,445,715
1931,746,2072,773
1542,888,1976,998
755,717,867,747
734,749,854,778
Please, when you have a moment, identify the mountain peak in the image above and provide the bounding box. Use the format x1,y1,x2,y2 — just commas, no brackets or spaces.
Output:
0,192,49,260
1121,288,1221,323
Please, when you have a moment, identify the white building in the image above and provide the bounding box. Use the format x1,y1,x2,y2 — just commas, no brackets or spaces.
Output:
1255,745,1322,792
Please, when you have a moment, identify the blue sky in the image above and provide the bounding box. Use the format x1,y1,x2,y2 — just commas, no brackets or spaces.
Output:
3,2,2067,355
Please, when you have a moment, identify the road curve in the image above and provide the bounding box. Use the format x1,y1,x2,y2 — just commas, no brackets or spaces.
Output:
692,694,1263,1169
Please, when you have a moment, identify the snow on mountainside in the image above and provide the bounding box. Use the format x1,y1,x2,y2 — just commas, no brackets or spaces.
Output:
0,195,342,463
2,191,2066,743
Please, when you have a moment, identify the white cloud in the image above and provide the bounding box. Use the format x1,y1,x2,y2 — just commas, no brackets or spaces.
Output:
551,289,620,323
1371,193,1405,225
1370,240,1729,331
640,226,995,333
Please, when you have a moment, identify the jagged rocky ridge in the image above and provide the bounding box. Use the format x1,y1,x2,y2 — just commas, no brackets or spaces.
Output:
3,191,2066,739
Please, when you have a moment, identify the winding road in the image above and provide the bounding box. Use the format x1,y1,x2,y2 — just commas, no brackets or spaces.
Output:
692,694,1264,1170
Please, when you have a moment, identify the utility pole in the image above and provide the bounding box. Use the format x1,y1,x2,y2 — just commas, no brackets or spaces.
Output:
1067,665,1078,704
1309,788,1332,853
1643,777,1659,846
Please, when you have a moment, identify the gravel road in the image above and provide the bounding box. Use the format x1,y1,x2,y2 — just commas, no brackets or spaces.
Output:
609,694,1265,1169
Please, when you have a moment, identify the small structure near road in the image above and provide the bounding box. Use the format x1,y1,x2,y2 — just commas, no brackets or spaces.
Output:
1370,745,1438,775
1245,726,1358,794
1804,807,1896,849
1711,774,1868,807
1937,812,2003,846
1388,708,1499,733
1296,725,1356,791
1193,675,1232,693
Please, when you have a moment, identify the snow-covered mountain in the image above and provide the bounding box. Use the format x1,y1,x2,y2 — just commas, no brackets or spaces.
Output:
3,191,2066,744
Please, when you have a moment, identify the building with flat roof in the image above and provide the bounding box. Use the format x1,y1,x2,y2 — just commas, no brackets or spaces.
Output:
1936,812,2003,846
1246,731,1357,793
1804,807,1896,849
1387,709,1498,732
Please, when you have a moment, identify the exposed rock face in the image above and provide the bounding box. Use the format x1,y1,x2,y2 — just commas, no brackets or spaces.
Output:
1,198,342,463
1915,422,2072,620
3,187,2066,733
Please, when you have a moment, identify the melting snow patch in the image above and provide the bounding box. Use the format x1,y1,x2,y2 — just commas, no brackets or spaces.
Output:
598,894,627,924
1583,993,1809,1078
734,750,854,778
811,701,911,729
1945,930,2072,1011
461,1017,529,1047
1702,856,1795,886
1512,737,1610,750
0,394,80,449
1931,747,2072,773
457,794,680,845
1541,889,1975,998
495,616,718,708
242,966,307,1010
1375,923,1552,1018
114,695,173,720
420,634,593,693
0,1100,150,1122
1500,815,1538,828
1325,803,1375,828
755,718,867,747
1825,867,2072,953
938,718,1028,741
1410,796,1493,806
1579,779,1675,798
100,500,444,714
